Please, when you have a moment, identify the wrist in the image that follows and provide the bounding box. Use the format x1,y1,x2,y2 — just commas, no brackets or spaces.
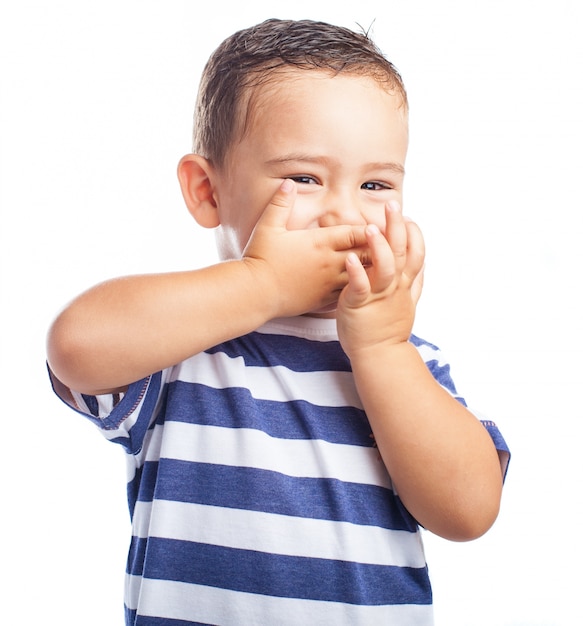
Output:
345,336,417,368
239,257,282,322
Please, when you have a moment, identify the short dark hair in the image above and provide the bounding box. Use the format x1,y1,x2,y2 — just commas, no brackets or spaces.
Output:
193,18,407,168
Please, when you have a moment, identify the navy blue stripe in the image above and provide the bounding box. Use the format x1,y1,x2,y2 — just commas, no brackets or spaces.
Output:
136,459,417,531
481,421,511,478
123,372,163,453
127,464,143,520
423,359,465,400
206,332,352,372
481,421,509,455
408,335,467,402
409,333,438,350
127,534,146,576
125,606,136,625
209,332,440,374
138,537,431,605
206,333,461,401
82,393,99,417
164,380,372,445
130,613,211,626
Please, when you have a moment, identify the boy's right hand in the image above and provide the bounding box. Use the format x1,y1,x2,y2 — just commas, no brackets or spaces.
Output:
47,180,367,395
242,179,368,318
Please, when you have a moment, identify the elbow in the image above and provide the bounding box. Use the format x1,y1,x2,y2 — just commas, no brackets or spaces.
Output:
431,487,503,542
431,447,505,542
441,505,500,542
46,308,94,393
46,311,75,388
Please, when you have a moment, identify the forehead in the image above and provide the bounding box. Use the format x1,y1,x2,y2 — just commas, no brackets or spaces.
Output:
236,69,408,153
224,71,408,179
232,69,407,155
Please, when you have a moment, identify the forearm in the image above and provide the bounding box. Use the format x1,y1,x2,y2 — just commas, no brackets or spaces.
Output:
47,261,276,395
350,341,503,541
47,180,368,395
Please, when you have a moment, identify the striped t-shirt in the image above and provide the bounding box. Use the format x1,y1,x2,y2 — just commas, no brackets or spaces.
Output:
50,315,510,626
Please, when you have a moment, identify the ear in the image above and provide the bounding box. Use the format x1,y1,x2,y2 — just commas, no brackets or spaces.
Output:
177,154,220,228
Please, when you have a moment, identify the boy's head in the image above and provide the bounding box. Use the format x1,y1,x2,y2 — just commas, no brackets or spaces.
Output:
179,18,409,268
193,18,408,170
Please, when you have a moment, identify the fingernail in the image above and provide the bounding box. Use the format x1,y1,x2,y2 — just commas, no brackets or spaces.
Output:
281,179,294,193
388,200,401,212
366,224,380,236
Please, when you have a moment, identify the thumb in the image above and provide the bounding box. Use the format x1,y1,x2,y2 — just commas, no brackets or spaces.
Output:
257,179,296,228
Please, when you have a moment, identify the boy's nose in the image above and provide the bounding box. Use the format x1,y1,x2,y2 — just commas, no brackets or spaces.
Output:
317,192,367,227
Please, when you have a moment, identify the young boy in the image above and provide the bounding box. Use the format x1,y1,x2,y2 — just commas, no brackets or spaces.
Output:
47,18,510,626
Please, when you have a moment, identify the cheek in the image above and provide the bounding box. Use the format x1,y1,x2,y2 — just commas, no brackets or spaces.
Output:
368,195,403,231
369,210,388,232
284,194,321,230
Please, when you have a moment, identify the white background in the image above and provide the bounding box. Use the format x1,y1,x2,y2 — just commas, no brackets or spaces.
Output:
1,1,582,624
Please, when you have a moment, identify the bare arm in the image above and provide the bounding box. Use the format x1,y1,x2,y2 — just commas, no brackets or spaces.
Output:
337,203,503,541
47,181,366,395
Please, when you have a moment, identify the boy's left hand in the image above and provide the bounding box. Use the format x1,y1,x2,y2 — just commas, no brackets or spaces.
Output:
336,201,425,357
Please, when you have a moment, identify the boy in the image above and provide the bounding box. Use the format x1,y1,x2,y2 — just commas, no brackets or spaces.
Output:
47,18,510,626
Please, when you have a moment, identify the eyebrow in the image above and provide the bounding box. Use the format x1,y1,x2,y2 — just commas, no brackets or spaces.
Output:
265,153,405,175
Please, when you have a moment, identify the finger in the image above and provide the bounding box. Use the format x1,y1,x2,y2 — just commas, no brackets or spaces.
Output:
315,223,369,253
342,252,371,307
403,218,425,283
256,179,297,228
364,223,395,290
385,201,408,272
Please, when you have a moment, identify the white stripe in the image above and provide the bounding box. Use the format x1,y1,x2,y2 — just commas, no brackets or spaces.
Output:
257,316,339,340
413,342,467,401
132,500,425,568
126,419,162,480
414,341,446,366
172,350,363,408
127,578,434,625
158,421,391,487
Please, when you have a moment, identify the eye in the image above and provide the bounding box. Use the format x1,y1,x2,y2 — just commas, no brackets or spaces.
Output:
361,181,391,191
290,175,319,185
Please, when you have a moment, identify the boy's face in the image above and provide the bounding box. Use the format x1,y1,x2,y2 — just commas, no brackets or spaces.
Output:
212,70,409,262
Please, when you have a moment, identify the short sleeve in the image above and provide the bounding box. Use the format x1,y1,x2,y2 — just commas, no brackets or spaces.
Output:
48,364,165,455
409,335,511,480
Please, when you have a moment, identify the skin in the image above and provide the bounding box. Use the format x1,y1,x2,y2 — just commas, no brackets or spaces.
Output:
47,70,503,541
